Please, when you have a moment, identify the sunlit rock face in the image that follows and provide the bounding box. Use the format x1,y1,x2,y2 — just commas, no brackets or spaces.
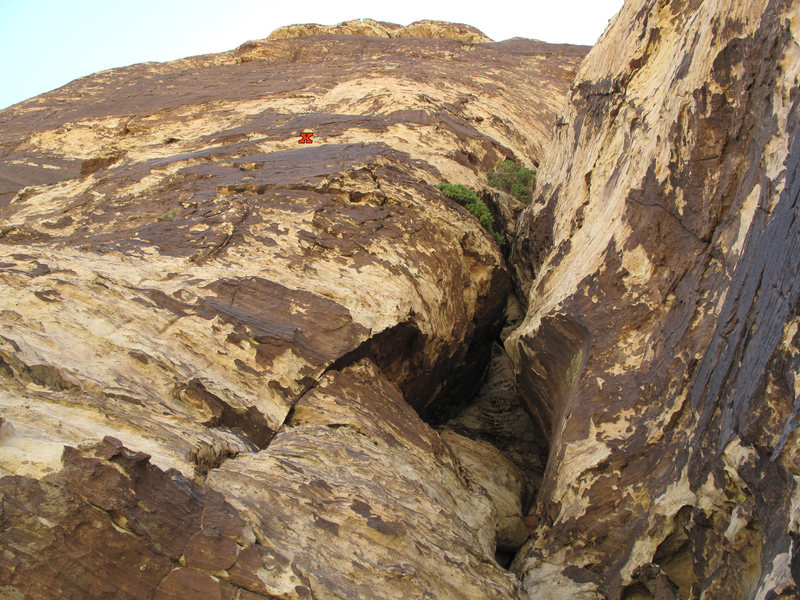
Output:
4,2,798,597
0,20,586,600
267,18,494,44
509,0,800,598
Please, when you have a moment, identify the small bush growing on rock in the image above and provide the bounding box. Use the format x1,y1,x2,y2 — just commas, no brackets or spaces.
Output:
487,159,535,203
437,182,479,205
437,183,506,246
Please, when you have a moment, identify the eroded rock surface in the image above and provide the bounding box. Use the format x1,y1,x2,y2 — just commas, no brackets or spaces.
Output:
446,341,546,508
0,21,586,600
267,18,493,44
207,360,522,599
509,0,800,598
440,427,529,553
6,2,796,597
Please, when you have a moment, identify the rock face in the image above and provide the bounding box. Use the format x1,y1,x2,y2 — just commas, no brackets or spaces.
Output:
0,20,586,600
509,0,800,598
3,3,798,598
446,342,547,510
439,427,530,553
268,18,493,44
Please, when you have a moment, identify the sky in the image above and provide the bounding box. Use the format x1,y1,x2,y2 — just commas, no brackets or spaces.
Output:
0,0,625,110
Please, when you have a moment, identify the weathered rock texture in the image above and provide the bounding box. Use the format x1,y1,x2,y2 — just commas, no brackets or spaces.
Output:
509,0,800,598
0,20,587,600
4,3,798,598
268,18,493,44
446,342,546,509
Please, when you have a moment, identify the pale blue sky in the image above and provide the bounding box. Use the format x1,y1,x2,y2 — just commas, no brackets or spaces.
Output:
0,0,624,110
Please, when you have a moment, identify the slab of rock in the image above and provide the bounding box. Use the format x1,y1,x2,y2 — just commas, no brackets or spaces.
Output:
0,22,585,599
439,427,529,553
509,0,800,598
0,363,527,599
208,360,524,599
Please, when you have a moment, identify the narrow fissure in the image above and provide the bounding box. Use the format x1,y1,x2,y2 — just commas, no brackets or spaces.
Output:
414,288,551,571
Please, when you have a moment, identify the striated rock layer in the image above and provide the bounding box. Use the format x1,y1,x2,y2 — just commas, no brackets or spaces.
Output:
0,20,586,600
509,0,800,598
4,3,798,598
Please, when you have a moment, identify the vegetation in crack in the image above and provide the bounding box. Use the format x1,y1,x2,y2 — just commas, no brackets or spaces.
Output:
437,182,506,246
487,159,535,203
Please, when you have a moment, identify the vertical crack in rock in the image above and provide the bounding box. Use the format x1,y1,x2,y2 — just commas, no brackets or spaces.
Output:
508,314,591,445
446,342,548,507
439,290,554,571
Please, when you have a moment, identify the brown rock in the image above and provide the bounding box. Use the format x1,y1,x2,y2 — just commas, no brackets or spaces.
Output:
0,447,189,599
0,21,585,600
509,0,800,598
439,427,529,553
183,528,239,571
154,569,222,600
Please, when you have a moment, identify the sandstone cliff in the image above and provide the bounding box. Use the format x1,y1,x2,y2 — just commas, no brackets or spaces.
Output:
509,0,800,598
0,21,585,600
1,3,798,599
267,18,493,44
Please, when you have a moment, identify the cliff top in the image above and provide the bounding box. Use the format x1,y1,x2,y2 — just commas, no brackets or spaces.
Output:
267,18,494,44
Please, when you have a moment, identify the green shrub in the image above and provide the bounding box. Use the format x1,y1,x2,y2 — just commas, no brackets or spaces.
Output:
437,183,506,247
487,159,535,203
159,209,177,222
436,183,479,205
